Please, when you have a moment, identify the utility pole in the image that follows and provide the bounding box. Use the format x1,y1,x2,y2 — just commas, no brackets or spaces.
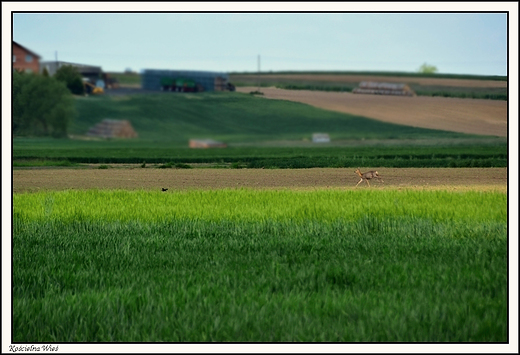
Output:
55,51,58,75
257,54,261,91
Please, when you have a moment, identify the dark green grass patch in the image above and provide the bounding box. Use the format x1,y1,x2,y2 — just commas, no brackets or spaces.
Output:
13,218,506,342
12,159,76,168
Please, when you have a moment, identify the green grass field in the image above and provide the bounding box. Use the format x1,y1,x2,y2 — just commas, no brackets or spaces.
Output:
13,189,507,342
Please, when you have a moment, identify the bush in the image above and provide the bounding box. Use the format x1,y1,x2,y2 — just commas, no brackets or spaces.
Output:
13,71,76,138
230,162,245,169
157,163,173,169
54,65,85,95
174,163,192,169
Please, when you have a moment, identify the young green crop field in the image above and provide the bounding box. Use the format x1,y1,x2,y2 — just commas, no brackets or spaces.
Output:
13,138,507,168
13,188,507,342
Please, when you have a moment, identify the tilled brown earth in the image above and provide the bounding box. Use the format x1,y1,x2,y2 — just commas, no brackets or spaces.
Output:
237,87,507,137
13,168,507,193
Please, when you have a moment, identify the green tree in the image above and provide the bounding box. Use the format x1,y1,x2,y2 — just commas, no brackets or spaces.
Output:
13,70,76,137
42,67,50,77
418,63,438,74
54,65,85,95
12,70,32,133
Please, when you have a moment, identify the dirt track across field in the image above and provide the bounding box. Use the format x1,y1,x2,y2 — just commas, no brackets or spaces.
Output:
237,87,507,137
13,168,507,193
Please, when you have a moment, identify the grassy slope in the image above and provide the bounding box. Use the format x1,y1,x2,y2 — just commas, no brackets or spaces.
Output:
71,92,470,143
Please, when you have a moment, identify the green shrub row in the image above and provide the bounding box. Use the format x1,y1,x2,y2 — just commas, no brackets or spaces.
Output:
14,155,506,168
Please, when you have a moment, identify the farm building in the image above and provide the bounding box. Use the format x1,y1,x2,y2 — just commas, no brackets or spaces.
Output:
40,61,104,82
13,42,41,74
189,139,227,149
353,82,416,96
142,70,234,92
312,133,331,143
86,119,138,139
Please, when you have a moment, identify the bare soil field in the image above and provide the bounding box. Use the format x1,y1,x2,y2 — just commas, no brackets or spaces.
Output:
231,74,507,88
237,87,507,137
13,168,507,193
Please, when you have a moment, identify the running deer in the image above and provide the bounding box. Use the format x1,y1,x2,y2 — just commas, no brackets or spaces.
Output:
355,168,384,187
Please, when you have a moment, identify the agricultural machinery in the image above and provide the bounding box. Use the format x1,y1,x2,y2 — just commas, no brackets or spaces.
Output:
159,77,235,92
83,78,104,95
160,77,199,92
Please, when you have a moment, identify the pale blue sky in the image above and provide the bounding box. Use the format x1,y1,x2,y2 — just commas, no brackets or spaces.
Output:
12,12,508,75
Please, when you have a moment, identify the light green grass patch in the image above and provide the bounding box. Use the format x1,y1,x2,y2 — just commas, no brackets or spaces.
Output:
13,189,506,224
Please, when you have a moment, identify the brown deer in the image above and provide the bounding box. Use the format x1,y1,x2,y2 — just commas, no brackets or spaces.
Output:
355,168,384,187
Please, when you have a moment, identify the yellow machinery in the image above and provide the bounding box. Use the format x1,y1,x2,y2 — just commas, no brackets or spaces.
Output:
83,81,104,95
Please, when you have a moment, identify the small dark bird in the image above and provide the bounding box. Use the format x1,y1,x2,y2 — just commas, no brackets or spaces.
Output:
161,188,168,192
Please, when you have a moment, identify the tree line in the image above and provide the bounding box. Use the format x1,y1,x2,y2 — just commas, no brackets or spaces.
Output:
13,65,85,138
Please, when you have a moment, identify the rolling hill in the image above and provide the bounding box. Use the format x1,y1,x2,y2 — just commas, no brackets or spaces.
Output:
71,91,473,144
